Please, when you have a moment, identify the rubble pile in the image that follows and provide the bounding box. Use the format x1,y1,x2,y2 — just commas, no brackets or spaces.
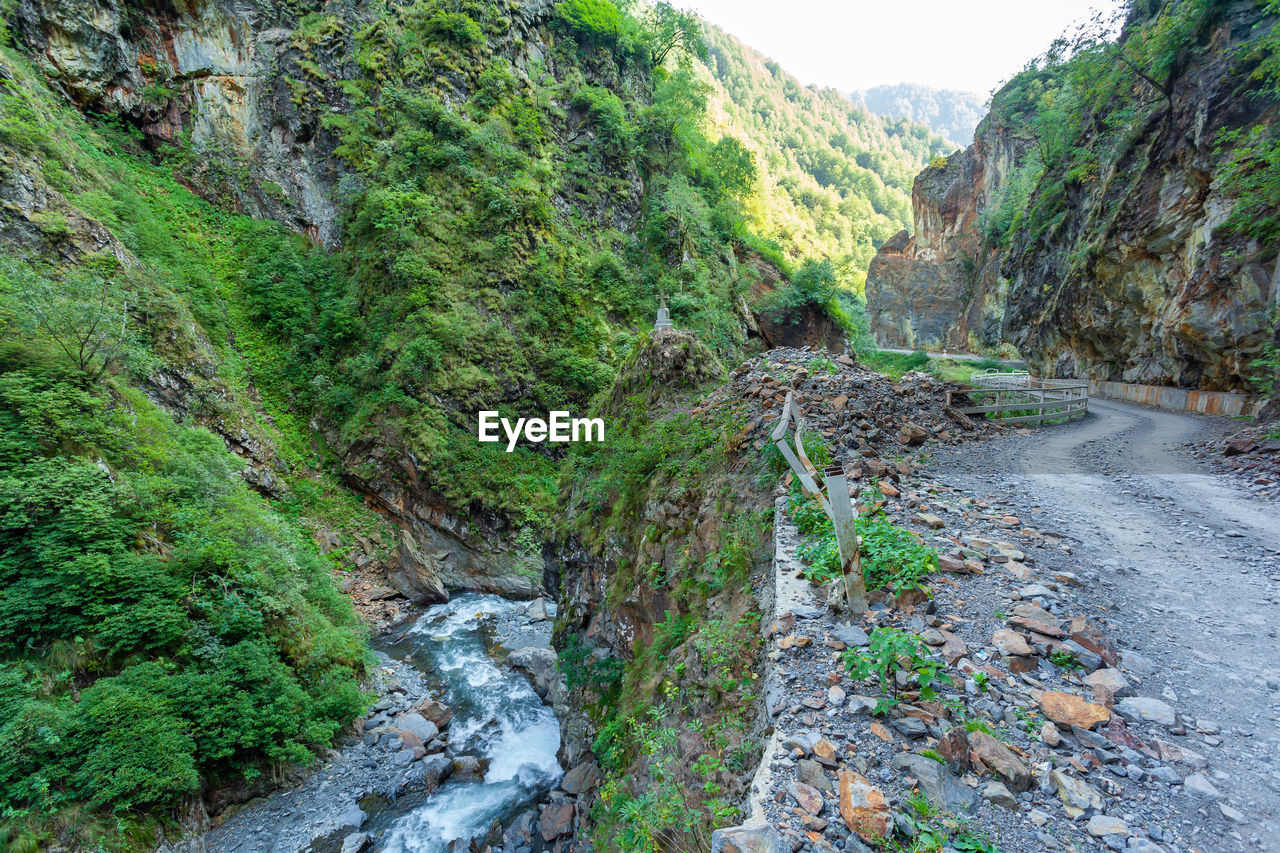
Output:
697,347,1000,458
744,454,1246,852
1186,424,1280,500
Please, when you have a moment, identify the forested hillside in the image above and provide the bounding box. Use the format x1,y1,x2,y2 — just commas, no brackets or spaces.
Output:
852,83,987,147
698,26,951,285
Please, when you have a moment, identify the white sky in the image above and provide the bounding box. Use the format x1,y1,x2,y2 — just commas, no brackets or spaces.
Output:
684,0,1126,98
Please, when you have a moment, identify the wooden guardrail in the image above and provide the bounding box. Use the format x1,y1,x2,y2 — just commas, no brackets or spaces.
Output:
956,370,1089,425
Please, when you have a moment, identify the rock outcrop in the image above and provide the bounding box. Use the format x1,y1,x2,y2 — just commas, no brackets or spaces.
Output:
866,0,1280,390
1002,1,1279,389
12,0,344,241
552,330,774,838
865,124,1026,352
747,257,848,353
8,0,569,246
341,447,545,601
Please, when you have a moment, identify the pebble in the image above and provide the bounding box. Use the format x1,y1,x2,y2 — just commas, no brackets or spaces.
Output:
1219,802,1246,823
1114,696,1178,728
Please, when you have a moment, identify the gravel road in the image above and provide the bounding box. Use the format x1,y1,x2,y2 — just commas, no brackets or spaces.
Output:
931,397,1280,851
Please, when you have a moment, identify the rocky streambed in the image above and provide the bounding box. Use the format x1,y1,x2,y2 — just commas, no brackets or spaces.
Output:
203,594,576,853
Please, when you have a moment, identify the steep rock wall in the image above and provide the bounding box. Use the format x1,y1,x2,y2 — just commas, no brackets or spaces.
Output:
13,0,343,241
11,0,570,246
5,0,634,599
552,331,774,842
865,124,1026,352
866,0,1279,390
1002,3,1279,389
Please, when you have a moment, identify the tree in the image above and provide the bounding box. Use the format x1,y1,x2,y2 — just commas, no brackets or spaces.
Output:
642,2,706,68
762,258,839,324
640,68,709,170
555,0,627,51
708,136,757,200
0,258,139,383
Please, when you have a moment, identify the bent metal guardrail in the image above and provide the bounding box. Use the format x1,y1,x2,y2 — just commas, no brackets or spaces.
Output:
957,370,1089,425
771,390,868,613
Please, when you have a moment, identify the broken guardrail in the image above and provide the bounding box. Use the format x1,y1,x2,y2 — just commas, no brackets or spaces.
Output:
771,390,868,613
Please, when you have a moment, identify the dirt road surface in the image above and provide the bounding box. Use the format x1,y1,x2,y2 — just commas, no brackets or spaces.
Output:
932,397,1280,851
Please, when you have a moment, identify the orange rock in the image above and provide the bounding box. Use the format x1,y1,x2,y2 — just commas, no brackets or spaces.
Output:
1039,690,1111,730
870,721,893,742
939,630,967,664
839,769,891,841
967,730,1032,791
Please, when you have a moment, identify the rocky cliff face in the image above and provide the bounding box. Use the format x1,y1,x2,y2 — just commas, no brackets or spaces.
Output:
13,0,342,241
10,0,577,247
867,0,1279,390
864,123,1026,352
4,0,631,600
1002,2,1279,389
551,330,774,841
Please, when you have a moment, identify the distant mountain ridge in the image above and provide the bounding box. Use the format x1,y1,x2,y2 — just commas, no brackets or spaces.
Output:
852,83,986,148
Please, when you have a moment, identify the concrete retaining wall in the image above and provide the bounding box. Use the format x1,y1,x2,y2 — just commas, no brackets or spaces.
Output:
1088,379,1260,417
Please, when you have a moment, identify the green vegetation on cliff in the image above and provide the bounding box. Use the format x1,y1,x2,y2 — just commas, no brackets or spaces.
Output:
556,333,770,850
0,0,957,845
970,0,1280,392
0,367,367,841
0,42,377,851
983,0,1278,257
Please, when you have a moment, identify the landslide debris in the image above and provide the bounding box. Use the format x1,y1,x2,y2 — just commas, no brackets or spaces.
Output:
553,340,1001,844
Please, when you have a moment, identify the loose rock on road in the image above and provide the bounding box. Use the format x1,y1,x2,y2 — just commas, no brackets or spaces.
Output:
932,396,1280,851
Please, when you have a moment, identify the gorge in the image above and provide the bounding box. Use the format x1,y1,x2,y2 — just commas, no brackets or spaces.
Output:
1,0,1278,852
865,0,1280,394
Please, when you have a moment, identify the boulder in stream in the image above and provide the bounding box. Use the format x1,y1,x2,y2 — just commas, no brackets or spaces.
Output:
412,697,453,729
507,647,560,699
395,711,439,743
451,755,489,781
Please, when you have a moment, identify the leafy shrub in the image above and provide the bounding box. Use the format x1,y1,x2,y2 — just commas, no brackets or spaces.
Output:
556,0,628,51
858,513,938,591
0,368,366,826
424,10,483,46
571,85,633,158
71,665,199,810
558,633,623,700
1048,648,1083,671
759,258,838,324
0,257,150,382
790,492,937,592
843,627,952,714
